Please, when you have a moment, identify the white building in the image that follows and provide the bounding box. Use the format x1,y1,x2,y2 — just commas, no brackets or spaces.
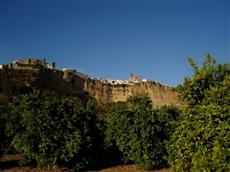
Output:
46,63,55,70
62,68,76,73
106,79,129,85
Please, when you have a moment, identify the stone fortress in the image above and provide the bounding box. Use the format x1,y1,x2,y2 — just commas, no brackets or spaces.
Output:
0,58,183,107
0,58,55,71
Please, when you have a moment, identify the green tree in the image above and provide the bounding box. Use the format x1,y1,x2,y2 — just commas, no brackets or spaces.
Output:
104,96,180,170
167,55,230,172
6,89,102,171
178,54,229,106
0,106,7,155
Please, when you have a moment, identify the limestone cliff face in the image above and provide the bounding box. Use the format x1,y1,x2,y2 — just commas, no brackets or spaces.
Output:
84,79,112,105
83,78,182,107
60,71,182,107
0,66,182,107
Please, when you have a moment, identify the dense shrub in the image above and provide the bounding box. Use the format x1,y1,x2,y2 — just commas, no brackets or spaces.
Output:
167,55,230,172
6,90,102,171
0,106,7,155
178,54,230,106
104,96,180,170
167,104,230,172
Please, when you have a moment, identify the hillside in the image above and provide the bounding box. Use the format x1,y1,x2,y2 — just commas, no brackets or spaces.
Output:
0,61,183,107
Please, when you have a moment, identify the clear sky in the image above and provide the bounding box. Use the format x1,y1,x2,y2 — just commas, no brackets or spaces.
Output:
0,0,229,86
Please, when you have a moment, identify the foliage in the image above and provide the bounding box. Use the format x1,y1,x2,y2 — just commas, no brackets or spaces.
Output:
167,55,230,172
178,54,230,106
6,89,102,171
0,106,7,155
104,96,180,170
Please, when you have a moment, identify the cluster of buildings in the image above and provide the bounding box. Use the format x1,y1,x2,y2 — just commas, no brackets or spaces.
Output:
97,73,147,85
0,58,148,85
100,79,128,85
61,66,147,85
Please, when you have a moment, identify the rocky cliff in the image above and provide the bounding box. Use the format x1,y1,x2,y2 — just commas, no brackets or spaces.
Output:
83,78,182,107
59,70,182,107
0,66,183,107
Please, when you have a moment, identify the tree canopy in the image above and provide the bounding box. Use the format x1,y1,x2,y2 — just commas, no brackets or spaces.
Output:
167,54,230,172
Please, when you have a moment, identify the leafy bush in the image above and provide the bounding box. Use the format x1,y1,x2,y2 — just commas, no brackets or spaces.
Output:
6,90,102,171
178,54,230,106
104,96,180,170
167,55,230,172
0,106,7,155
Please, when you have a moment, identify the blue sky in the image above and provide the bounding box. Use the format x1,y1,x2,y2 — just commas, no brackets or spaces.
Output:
0,0,229,86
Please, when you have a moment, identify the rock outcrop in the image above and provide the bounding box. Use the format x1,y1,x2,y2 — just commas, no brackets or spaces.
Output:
83,78,182,107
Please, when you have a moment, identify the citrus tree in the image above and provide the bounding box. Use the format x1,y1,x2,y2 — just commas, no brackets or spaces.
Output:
104,96,180,169
167,54,230,172
6,90,102,171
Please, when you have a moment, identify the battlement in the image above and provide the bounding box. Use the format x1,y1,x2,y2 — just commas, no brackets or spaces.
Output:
0,58,55,70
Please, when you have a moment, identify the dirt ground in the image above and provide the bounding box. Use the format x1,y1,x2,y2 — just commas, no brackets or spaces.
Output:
0,155,170,172
96,165,170,172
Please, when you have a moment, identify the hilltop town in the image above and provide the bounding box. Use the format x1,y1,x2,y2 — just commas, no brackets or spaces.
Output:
0,58,182,107
0,57,162,86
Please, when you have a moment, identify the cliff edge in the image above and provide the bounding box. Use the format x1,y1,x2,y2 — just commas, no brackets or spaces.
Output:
0,58,183,107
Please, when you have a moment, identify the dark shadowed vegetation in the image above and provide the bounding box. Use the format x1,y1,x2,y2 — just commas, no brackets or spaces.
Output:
103,96,180,170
